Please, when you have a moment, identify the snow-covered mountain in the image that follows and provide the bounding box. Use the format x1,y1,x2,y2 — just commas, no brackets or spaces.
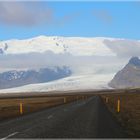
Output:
0,36,117,56
0,36,140,57
1,36,140,57
0,36,140,93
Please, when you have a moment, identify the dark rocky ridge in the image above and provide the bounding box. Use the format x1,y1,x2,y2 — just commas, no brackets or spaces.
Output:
0,66,71,89
128,57,140,66
109,57,140,89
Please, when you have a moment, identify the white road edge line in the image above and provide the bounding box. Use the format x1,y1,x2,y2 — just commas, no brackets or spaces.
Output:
0,132,19,140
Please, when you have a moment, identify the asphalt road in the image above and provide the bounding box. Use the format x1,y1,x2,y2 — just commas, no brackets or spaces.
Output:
0,96,127,139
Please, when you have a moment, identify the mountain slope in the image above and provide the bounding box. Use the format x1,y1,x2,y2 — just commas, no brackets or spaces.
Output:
0,36,117,56
0,66,71,89
0,36,140,92
109,57,140,89
1,36,140,57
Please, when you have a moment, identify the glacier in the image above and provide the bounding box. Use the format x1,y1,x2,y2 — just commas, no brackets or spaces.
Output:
0,36,140,94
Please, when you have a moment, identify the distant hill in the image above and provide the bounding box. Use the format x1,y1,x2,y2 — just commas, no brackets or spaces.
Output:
0,66,71,89
109,57,140,89
1,35,140,91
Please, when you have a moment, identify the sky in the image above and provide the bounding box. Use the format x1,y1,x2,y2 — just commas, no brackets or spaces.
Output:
0,1,140,40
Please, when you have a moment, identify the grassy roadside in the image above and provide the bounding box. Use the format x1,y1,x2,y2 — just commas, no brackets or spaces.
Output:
0,94,89,121
100,92,140,138
1,89,140,138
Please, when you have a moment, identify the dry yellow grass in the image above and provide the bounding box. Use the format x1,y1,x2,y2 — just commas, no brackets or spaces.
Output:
2,89,139,137
0,97,60,120
101,92,140,138
0,95,88,121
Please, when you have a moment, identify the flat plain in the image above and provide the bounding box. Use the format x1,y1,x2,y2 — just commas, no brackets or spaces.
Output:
0,89,139,138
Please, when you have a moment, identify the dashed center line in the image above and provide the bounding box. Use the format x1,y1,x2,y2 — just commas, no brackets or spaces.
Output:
63,109,68,112
0,132,19,140
48,115,53,119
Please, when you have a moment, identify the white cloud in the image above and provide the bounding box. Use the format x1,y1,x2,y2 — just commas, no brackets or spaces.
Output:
0,52,127,76
104,39,140,57
0,2,53,27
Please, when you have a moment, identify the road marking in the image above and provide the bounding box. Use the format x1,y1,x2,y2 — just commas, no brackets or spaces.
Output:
1,132,19,140
48,115,53,119
63,109,68,112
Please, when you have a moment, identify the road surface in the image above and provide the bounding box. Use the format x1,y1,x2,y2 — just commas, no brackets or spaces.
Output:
0,96,127,139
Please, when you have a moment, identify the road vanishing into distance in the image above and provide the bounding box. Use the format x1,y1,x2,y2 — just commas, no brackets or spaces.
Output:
0,96,127,139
